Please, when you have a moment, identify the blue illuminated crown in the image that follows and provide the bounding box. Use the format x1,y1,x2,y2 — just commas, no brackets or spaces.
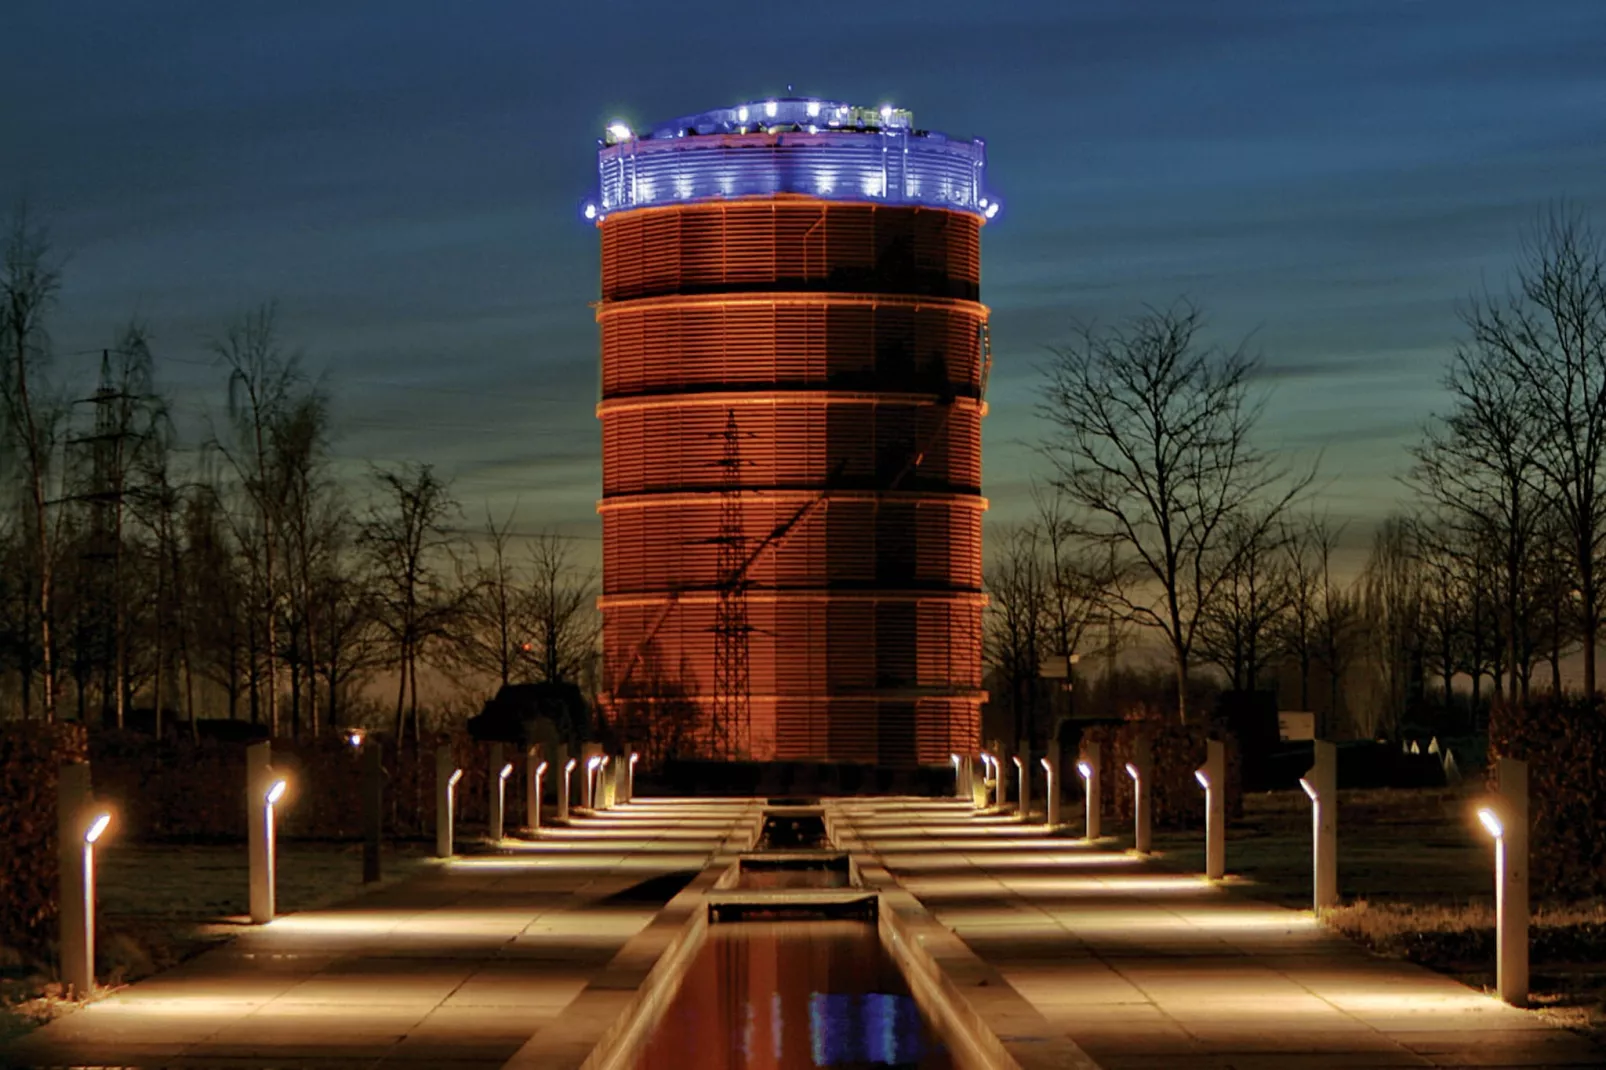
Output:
589,97,997,222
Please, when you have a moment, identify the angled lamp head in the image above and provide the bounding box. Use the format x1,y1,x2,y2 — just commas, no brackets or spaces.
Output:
1040,757,1051,774
1299,776,1318,802
1125,762,1140,782
1077,760,1094,780
447,768,463,789
265,778,288,806
1195,769,1211,790
84,811,112,845
1477,805,1505,840
536,760,549,776
499,763,514,781
565,758,577,773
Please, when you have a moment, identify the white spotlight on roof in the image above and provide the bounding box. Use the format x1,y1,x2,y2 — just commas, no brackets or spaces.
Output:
606,121,632,142
880,104,892,119
583,203,597,221
806,101,820,117
765,100,777,118
985,203,1000,219
737,106,749,122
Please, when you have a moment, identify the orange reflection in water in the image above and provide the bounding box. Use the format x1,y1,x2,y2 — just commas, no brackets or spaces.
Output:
635,920,952,1070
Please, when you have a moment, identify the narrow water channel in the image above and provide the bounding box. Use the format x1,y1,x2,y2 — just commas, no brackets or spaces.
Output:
633,920,954,1070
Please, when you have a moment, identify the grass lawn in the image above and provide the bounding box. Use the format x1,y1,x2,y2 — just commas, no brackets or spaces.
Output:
1147,787,1606,1040
1,839,432,1042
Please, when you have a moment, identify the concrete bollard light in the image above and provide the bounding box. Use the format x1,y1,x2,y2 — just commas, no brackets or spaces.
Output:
488,743,505,839
559,757,576,822
1040,757,1059,828
1300,740,1338,911
1079,742,1102,840
977,753,995,809
58,762,111,998
1478,757,1529,1006
529,760,549,833
600,756,617,809
491,761,513,841
1196,739,1226,880
627,752,639,802
525,746,544,833
951,753,965,799
583,755,602,810
435,746,461,859
1127,735,1153,855
247,742,289,924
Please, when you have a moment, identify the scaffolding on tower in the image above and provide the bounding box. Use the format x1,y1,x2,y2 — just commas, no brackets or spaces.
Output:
708,408,756,759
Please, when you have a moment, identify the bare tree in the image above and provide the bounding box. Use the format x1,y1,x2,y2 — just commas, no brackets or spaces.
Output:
360,462,463,742
524,530,598,686
211,305,306,735
983,524,1049,745
1031,484,1113,716
1196,510,1291,691
461,507,523,688
1412,316,1548,702
1039,303,1310,722
1360,515,1423,738
1468,209,1606,694
0,207,63,718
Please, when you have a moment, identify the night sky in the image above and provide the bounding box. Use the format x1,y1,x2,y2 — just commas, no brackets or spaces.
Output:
10,1,1606,560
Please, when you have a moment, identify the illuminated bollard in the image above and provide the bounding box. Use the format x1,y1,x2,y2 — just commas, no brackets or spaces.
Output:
247,742,289,923
581,744,602,809
435,746,462,859
1127,736,1152,854
600,755,617,809
1078,742,1102,840
491,759,513,841
58,762,111,998
976,752,994,809
361,741,382,883
526,746,545,833
1300,739,1338,911
951,753,965,799
488,743,505,840
555,745,572,823
1041,757,1060,828
994,749,1011,813
529,758,549,833
627,752,639,802
1196,739,1226,880
560,756,577,822
1478,757,1529,1006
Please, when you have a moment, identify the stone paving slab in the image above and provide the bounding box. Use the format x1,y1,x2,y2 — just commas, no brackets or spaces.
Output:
0,799,753,1069
839,798,1606,1070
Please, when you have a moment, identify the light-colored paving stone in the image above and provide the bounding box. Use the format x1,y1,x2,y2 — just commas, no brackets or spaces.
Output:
0,798,754,1069
839,797,1606,1070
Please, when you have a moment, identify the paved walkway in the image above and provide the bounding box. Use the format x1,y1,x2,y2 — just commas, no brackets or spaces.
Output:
839,797,1606,1070
0,799,753,1070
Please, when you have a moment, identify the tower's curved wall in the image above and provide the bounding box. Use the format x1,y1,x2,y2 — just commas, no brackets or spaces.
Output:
594,100,993,766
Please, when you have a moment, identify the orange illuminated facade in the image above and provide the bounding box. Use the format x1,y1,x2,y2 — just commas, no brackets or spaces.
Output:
593,98,994,766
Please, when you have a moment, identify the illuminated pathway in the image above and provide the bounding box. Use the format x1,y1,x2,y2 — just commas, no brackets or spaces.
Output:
838,798,1605,1069
0,799,755,1069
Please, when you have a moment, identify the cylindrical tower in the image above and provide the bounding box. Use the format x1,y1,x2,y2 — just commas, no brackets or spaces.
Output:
592,98,996,768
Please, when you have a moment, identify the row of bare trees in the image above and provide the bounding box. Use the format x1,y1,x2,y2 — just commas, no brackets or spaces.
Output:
0,209,598,738
987,208,1606,738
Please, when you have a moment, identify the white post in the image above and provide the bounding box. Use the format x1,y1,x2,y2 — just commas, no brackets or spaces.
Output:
560,757,576,822
1012,752,1030,821
1128,735,1152,854
530,760,548,833
491,758,512,841
57,762,105,997
995,749,1010,812
600,756,616,809
975,753,992,809
247,741,286,924
488,743,505,841
435,745,460,859
951,754,965,799
555,745,572,823
1301,740,1338,911
627,752,639,801
1197,739,1226,880
581,744,602,809
1079,741,1101,840
1040,757,1059,828
1479,757,1529,1006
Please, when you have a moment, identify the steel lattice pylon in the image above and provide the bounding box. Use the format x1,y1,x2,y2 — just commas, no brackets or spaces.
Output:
709,408,754,759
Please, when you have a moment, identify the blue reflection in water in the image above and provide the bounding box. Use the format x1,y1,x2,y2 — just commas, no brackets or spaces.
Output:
808,992,933,1067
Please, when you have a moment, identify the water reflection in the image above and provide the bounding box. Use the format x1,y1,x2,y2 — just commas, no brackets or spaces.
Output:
634,920,952,1069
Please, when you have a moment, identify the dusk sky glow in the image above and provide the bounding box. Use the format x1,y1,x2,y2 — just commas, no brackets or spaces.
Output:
9,0,1606,561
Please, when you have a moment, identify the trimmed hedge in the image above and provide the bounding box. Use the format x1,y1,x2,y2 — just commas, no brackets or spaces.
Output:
85,730,507,841
1077,720,1242,830
0,721,88,964
1488,694,1606,899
